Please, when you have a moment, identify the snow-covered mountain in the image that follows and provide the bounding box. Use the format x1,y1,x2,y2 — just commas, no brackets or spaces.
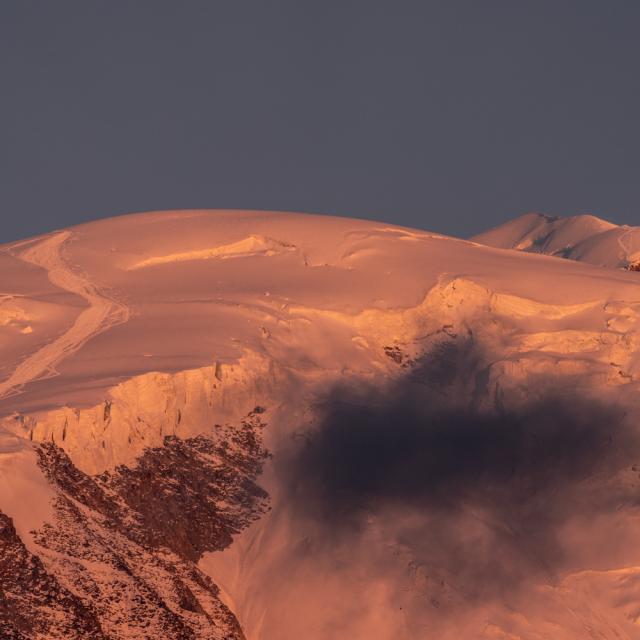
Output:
471,212,640,269
2,210,640,639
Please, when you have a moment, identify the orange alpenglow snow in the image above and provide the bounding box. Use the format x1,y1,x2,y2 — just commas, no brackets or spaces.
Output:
1,209,640,639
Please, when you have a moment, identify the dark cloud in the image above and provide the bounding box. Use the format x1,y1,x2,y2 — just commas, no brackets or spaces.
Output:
280,351,639,597
291,393,627,513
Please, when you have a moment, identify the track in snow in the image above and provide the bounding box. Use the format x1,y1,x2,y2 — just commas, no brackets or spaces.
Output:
0,231,130,400
617,226,633,260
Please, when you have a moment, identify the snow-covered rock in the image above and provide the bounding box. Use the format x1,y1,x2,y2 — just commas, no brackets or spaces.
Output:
472,212,640,269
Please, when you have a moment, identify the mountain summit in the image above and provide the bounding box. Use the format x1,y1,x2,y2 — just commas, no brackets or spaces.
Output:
472,212,640,269
2,210,640,639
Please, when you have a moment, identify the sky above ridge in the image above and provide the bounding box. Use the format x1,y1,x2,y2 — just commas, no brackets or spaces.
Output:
1,1,639,242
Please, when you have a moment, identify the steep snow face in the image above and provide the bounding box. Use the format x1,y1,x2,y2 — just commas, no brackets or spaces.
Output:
472,212,640,269
2,210,640,639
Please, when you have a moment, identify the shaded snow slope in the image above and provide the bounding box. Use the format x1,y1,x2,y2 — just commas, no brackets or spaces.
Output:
2,210,640,639
471,212,640,269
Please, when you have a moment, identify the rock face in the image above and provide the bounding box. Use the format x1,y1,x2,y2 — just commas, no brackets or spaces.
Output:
0,510,105,640
2,210,640,639
4,409,268,639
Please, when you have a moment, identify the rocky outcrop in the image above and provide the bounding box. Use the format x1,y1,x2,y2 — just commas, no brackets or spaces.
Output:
1,408,269,640
0,510,105,640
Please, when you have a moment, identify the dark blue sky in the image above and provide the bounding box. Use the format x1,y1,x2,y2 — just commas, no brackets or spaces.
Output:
2,2,639,242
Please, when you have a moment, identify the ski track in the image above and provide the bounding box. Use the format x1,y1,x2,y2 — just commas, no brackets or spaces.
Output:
0,231,130,400
617,226,632,259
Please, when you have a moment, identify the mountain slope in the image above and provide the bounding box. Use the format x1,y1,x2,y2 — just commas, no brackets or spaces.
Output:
1,210,640,639
471,212,640,269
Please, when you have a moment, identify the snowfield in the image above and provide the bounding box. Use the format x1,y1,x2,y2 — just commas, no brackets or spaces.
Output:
1,209,640,639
